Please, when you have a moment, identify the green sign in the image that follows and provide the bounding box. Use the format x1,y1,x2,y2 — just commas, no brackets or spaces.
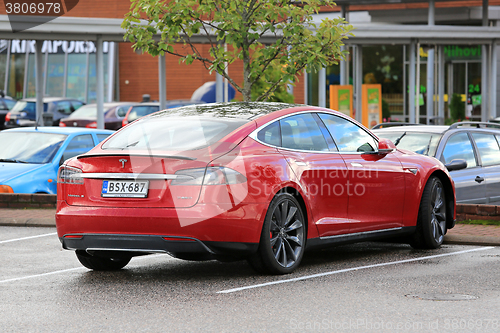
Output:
444,46,481,60
472,95,481,106
338,89,350,112
367,88,379,105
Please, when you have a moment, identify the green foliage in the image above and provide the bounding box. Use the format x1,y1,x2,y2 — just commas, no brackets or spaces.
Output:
382,99,390,120
251,62,294,103
449,93,465,121
122,0,353,101
457,219,500,226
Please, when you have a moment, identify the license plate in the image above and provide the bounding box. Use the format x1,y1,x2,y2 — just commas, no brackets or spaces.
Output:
101,180,149,198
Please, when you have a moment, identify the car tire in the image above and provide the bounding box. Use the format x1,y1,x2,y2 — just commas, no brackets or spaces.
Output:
410,176,447,249
248,193,306,275
76,250,131,271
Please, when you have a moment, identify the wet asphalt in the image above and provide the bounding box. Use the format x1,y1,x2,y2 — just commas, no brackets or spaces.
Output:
1,226,499,332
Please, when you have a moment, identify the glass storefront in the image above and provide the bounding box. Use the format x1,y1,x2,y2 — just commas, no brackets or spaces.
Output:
66,53,87,101
307,43,484,124
0,40,7,92
0,39,115,103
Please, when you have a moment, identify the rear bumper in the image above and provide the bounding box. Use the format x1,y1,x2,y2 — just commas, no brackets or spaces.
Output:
56,200,266,257
61,234,258,260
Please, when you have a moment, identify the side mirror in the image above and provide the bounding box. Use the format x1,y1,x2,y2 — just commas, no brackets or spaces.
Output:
445,159,467,172
378,138,396,155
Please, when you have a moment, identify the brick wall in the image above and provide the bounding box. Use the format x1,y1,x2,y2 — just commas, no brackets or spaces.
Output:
456,204,500,221
0,194,56,209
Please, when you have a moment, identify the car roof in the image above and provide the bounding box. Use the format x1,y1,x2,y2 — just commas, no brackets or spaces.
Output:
372,125,450,134
150,102,301,120
80,102,138,109
19,97,82,103
2,127,114,135
373,122,500,135
135,102,160,106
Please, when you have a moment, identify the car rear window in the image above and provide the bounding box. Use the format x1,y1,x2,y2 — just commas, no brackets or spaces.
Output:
102,116,248,151
10,101,48,116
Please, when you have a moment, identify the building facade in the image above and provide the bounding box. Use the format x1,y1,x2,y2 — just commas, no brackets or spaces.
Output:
0,0,499,124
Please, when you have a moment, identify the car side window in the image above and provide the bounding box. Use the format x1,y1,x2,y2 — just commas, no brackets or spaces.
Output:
97,134,111,143
279,113,328,152
0,101,7,110
56,101,73,115
471,133,500,166
257,121,281,147
442,132,477,168
62,134,95,162
318,113,377,152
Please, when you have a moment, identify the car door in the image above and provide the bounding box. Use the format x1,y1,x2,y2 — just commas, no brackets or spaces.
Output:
439,132,486,204
274,112,350,237
318,113,406,233
470,132,500,204
60,134,96,164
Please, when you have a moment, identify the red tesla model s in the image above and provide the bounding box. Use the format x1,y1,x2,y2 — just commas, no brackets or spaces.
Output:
56,102,456,274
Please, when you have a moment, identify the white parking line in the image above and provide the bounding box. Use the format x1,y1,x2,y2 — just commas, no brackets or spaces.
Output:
0,254,166,284
217,246,495,294
0,232,58,244
0,267,86,284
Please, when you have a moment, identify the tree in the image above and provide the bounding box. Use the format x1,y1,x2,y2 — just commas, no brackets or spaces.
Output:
122,0,353,102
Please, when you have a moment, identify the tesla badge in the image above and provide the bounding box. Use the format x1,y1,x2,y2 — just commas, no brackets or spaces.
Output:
119,159,127,168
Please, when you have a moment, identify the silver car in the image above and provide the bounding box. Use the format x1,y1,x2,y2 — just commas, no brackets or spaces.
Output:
373,122,500,205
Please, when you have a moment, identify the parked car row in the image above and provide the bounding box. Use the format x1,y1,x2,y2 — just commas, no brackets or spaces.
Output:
0,99,207,195
373,122,500,205
2,97,205,130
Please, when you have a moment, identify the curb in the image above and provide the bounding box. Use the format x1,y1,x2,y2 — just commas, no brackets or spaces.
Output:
0,217,55,228
443,234,500,247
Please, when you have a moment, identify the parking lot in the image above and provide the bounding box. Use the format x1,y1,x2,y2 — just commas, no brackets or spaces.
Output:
1,226,499,332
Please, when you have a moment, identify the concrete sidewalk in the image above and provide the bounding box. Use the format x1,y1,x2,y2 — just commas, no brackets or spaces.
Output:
1,208,500,246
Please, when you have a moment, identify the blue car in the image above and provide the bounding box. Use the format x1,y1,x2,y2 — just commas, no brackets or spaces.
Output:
0,127,113,194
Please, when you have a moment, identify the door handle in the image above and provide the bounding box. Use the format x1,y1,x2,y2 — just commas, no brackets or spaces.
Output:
475,176,485,183
351,162,363,167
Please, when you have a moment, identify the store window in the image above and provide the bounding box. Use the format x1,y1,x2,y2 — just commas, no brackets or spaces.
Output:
66,53,86,101
25,53,46,98
7,52,25,99
46,54,65,97
0,41,7,92
87,52,109,103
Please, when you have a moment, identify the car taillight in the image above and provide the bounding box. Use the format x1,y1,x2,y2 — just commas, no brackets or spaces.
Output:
86,122,97,128
0,185,14,193
57,166,84,184
59,122,66,127
171,167,247,186
5,112,11,122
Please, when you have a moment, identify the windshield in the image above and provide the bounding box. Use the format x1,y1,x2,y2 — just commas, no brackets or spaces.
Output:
0,132,66,164
127,105,159,122
10,101,48,116
375,131,442,156
103,116,248,151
